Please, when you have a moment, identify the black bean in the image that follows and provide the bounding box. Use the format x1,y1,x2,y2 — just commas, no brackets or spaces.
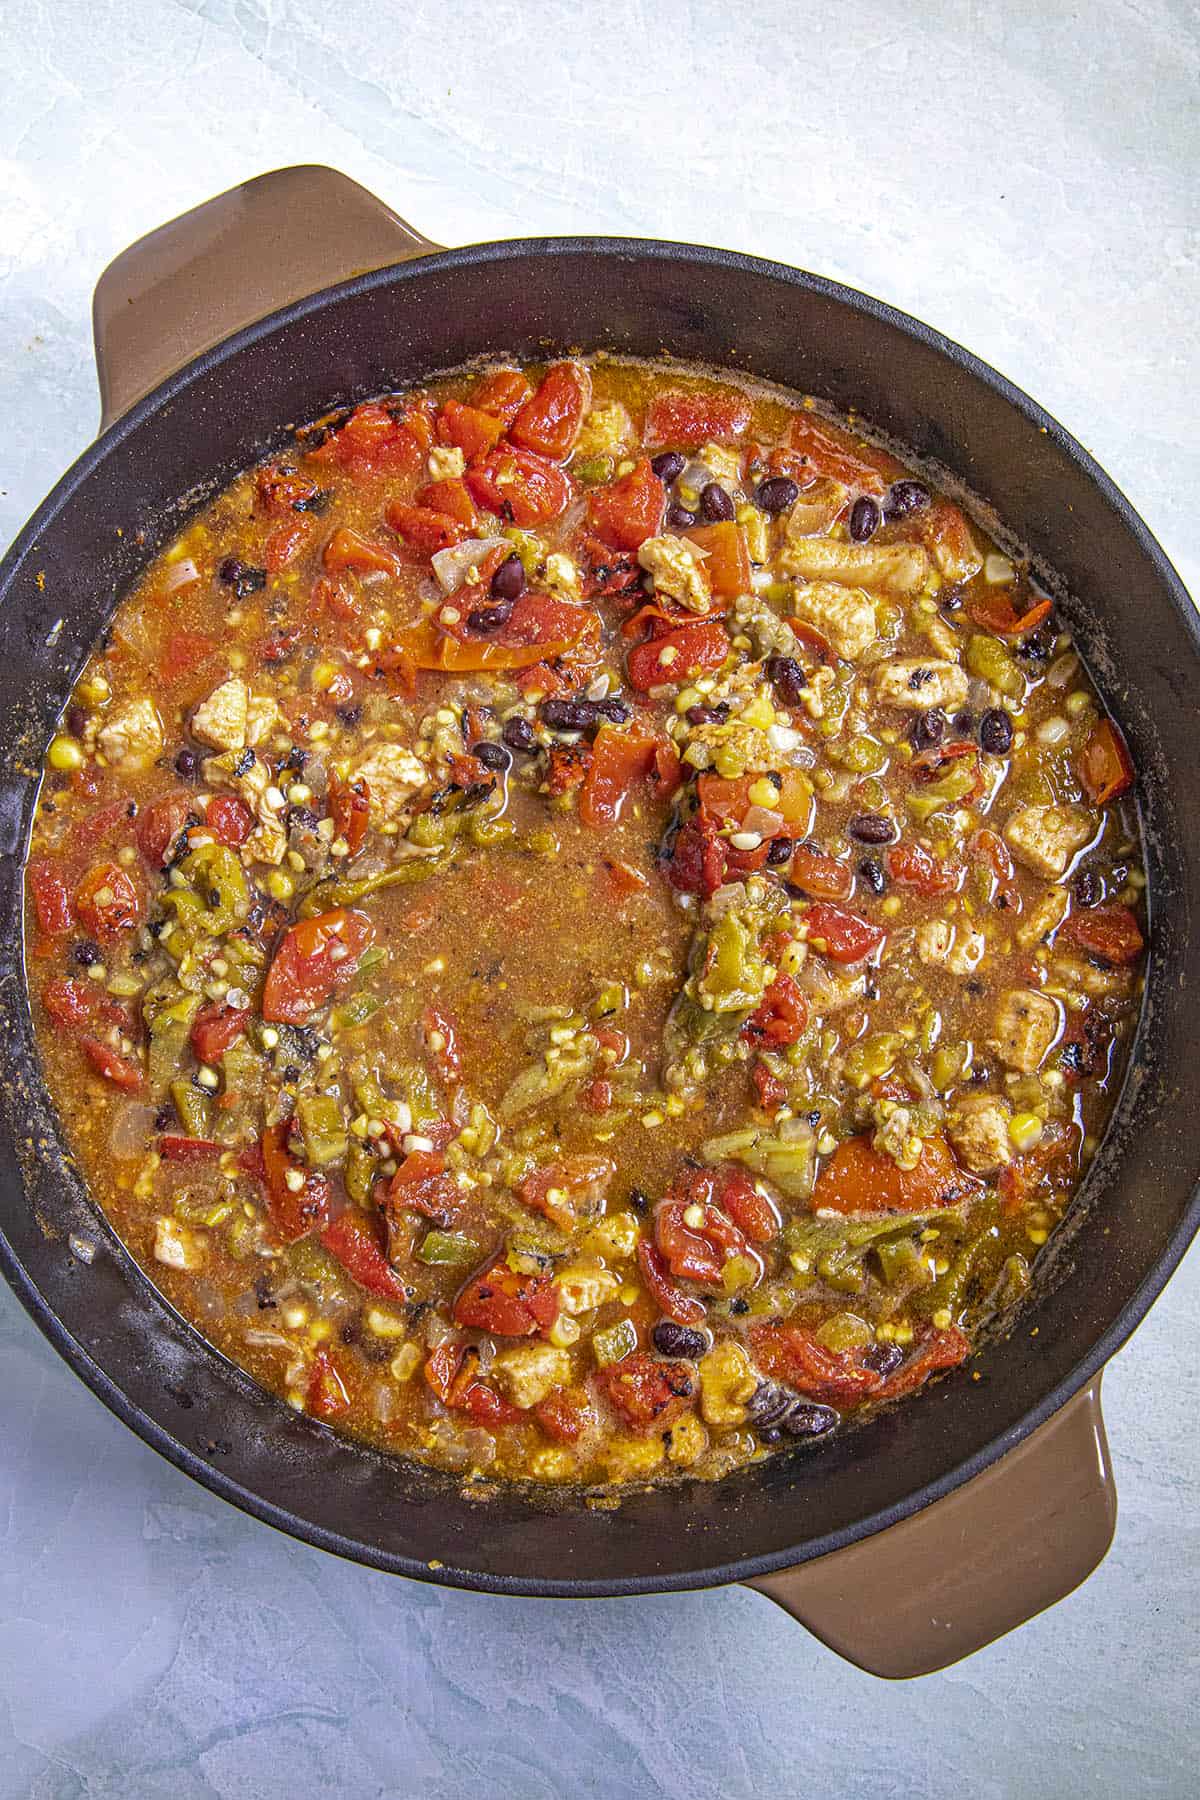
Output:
66,705,87,739
883,479,931,521
628,1186,651,1214
781,1402,839,1440
699,482,735,522
910,707,947,751
1019,623,1055,663
685,705,720,726
72,939,101,967
253,1274,277,1310
1073,868,1103,908
766,837,794,867
466,599,514,635
595,697,630,724
847,812,896,845
665,503,698,529
745,1380,838,1441
766,654,807,708
755,476,799,516
849,494,882,542
651,451,686,484
218,557,267,596
979,707,1014,756
952,709,976,737
862,1341,906,1378
335,702,363,727
154,1104,175,1131
174,747,200,780
471,740,512,771
652,1321,708,1360
491,552,527,602
858,857,886,895
502,717,537,754
541,698,598,733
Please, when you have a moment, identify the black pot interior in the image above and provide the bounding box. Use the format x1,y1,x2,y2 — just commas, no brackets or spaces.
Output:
0,242,1197,1594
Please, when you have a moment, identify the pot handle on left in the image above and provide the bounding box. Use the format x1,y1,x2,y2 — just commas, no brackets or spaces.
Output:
93,164,442,430
747,1378,1115,1679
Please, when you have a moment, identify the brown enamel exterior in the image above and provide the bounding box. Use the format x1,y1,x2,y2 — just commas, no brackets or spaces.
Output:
0,165,1195,1679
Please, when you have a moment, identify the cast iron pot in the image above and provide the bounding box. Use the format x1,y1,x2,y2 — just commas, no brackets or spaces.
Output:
1,167,1197,1679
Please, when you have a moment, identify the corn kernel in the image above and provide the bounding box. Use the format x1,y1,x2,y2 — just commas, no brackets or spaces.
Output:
1009,1111,1044,1153
48,734,84,771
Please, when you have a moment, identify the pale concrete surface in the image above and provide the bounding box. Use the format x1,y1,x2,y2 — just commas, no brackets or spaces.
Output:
0,2,1197,1794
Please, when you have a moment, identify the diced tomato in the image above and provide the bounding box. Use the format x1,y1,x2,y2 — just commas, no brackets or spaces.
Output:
495,590,590,650
717,1165,779,1244
645,387,752,448
510,362,590,461
261,1118,332,1241
606,859,651,898
73,863,140,938
387,1149,461,1224
786,618,838,669
587,457,664,551
414,478,479,530
453,1257,559,1336
1080,718,1135,805
470,367,533,424
424,1340,518,1422
264,520,313,573
535,1385,597,1443
261,625,304,667
579,726,679,828
886,839,962,897
696,769,812,834
137,791,195,867
516,1153,614,1233
387,502,470,557
466,447,573,526
877,1325,971,1400
655,1172,751,1288
970,828,1020,911
262,907,375,1024
79,1037,143,1091
28,860,74,937
1061,903,1144,965
626,618,729,691
665,816,728,897
189,1002,247,1064
581,536,643,597
206,795,255,848
158,1135,223,1163
803,901,885,963
787,413,900,493
813,1132,977,1216
162,630,217,682
788,844,853,899
967,590,1052,637
742,974,809,1049
328,771,370,856
909,739,978,785
596,1352,696,1431
306,1347,351,1419
750,1322,884,1406
322,527,403,577
423,1002,461,1084
42,977,93,1029
436,399,506,461
321,1207,409,1301
256,461,322,514
684,521,752,600
307,401,425,476
637,1238,707,1325
546,743,591,795
752,1060,787,1110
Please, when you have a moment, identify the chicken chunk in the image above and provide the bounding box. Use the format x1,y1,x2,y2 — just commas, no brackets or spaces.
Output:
350,742,429,826
574,401,633,459
427,444,466,481
202,749,288,865
96,697,163,771
873,657,970,713
153,1216,206,1271
947,1093,1013,1176
637,533,713,613
1050,953,1135,999
191,677,250,752
916,917,987,976
1015,885,1069,950
246,692,284,747
790,580,878,662
554,1261,621,1315
542,551,581,602
697,443,743,493
990,988,1061,1073
491,1343,572,1410
779,535,930,597
1003,805,1094,880
699,1340,757,1427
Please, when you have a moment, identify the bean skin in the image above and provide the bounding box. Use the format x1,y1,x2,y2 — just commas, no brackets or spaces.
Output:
858,857,886,895
665,503,698,529
652,1321,709,1359
471,740,512,771
849,495,881,542
699,482,736,522
848,813,897,845
651,451,686,484
466,600,514,635
491,553,527,601
979,707,1014,755
766,837,794,867
1074,868,1103,908
883,479,931,521
766,654,807,708
501,716,537,754
910,707,946,751
755,476,799,516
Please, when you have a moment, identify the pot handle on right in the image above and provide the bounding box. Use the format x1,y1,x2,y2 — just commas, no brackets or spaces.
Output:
748,1378,1114,1679
92,164,441,431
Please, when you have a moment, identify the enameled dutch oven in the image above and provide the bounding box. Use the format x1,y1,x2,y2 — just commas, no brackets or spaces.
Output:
1,166,1197,1679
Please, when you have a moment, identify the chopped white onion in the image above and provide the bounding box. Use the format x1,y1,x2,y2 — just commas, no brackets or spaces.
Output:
109,1102,159,1159
161,557,201,594
983,553,1015,586
430,536,510,594
742,806,785,838
767,723,803,752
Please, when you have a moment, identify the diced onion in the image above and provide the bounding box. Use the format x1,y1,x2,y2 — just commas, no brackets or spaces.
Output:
430,537,510,594
742,806,784,838
983,553,1015,586
109,1102,159,1159
161,557,201,594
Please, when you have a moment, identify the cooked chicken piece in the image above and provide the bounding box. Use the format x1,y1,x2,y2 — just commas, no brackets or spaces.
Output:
542,552,581,602
872,1103,922,1171
991,988,1061,1073
873,657,970,712
697,443,743,493
1051,953,1135,999
246,692,284,747
153,1216,206,1271
554,1261,621,1315
202,749,288,865
637,533,713,613
921,611,962,661
1003,805,1094,880
191,677,250,752
1015,886,1069,950
427,444,466,480
925,503,984,583
350,742,429,826
784,479,850,539
491,1343,573,1410
96,697,163,771
699,1340,756,1427
574,401,633,459
947,1093,1013,1175
780,535,930,597
916,918,987,975
790,580,877,662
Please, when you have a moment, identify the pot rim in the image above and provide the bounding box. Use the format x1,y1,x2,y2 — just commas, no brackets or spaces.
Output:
1,233,1197,1596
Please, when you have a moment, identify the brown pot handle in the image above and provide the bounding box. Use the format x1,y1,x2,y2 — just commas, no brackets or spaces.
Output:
748,1378,1114,1678
93,164,442,430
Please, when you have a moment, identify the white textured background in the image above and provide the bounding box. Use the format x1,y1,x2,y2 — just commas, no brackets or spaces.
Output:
1,3,1197,1794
